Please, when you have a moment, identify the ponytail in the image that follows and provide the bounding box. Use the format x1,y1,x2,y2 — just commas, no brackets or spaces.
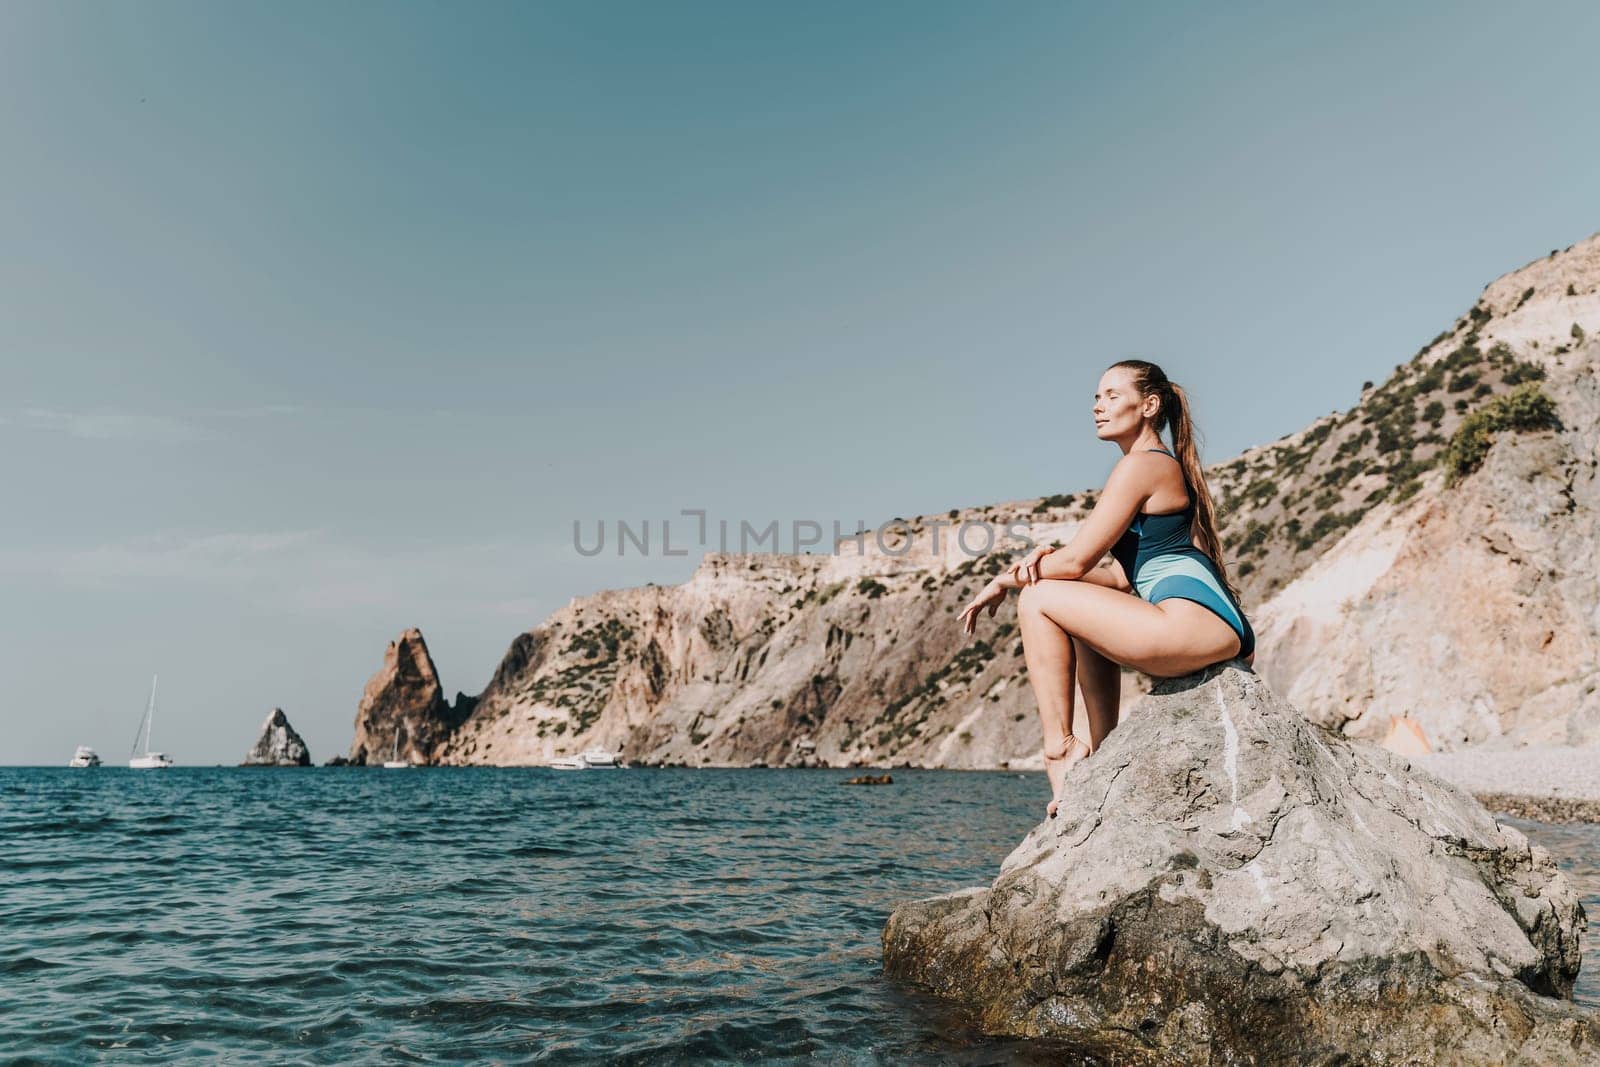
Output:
1109,361,1242,604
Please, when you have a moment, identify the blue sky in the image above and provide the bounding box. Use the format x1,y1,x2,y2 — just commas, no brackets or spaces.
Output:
4,1,1597,764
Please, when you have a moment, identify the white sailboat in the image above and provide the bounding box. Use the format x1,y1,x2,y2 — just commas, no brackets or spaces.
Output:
128,674,174,769
382,731,410,769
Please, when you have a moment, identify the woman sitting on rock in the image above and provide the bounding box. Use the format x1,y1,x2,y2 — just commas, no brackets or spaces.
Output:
957,359,1256,818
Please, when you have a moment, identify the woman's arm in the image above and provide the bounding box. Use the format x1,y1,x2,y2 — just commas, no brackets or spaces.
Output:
1029,457,1151,582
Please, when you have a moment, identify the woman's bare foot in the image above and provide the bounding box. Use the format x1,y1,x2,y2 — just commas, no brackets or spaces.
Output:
1042,734,1092,818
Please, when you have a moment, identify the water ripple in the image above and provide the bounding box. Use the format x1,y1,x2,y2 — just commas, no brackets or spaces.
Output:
0,766,1593,1064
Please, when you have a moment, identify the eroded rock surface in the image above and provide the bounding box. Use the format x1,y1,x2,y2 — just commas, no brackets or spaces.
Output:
882,663,1598,1064
348,628,470,765
242,707,311,766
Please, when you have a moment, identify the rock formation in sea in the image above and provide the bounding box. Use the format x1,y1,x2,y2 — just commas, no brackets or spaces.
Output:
394,232,1600,767
347,628,472,765
242,708,312,766
881,663,1598,1064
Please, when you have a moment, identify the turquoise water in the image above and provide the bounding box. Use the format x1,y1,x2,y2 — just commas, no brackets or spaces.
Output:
3,768,1595,1064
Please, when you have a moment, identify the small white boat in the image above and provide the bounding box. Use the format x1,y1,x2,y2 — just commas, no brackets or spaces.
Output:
128,675,174,769
68,745,102,768
549,747,621,770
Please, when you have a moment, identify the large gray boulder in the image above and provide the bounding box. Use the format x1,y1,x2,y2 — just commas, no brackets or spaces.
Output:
242,708,312,767
882,662,1598,1064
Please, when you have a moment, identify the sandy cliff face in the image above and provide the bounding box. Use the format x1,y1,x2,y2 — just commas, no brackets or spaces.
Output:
424,234,1599,766
433,541,1153,768
1251,238,1600,749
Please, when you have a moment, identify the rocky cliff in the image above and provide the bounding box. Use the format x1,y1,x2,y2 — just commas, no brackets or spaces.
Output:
410,234,1600,766
348,628,472,765
242,707,312,766
881,664,1597,1064
1250,238,1600,749
433,541,1143,769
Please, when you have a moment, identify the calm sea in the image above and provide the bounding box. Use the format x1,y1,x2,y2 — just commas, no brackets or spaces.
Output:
3,767,1595,1064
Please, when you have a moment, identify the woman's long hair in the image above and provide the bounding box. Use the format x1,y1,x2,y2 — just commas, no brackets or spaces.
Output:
1109,359,1242,604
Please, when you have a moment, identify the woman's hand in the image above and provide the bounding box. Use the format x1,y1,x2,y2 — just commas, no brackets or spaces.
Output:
1008,544,1053,587
957,579,1009,636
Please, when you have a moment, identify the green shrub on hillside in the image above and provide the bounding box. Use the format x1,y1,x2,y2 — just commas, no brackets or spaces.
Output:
1503,360,1546,385
1394,479,1423,503
1414,366,1445,393
1244,479,1279,506
1442,384,1563,485
1334,428,1372,459
1033,493,1076,512
1294,510,1361,551
1375,422,1412,454
1238,520,1269,553
1387,454,1436,483
809,580,848,606
1320,462,1352,486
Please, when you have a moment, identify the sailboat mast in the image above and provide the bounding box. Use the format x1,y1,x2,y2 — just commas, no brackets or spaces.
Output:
146,675,158,755
130,675,156,757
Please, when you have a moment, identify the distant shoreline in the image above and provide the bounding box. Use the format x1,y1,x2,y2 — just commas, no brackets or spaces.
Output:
14,762,1600,825
1471,793,1600,825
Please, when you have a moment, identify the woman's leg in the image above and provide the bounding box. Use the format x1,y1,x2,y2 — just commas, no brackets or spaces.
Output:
1071,635,1121,747
1017,579,1241,679
1065,564,1128,748
1014,574,1239,817
1019,591,1089,815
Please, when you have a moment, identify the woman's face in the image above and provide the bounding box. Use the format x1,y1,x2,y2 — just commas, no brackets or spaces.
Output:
1093,368,1151,440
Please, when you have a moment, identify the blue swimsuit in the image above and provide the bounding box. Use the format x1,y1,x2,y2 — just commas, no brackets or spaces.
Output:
1109,447,1255,660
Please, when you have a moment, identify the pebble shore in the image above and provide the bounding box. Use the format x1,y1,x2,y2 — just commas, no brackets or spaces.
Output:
1410,744,1600,824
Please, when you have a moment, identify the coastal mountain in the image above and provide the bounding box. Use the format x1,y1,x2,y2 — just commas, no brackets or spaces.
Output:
1249,240,1599,750
242,708,312,767
390,234,1599,767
